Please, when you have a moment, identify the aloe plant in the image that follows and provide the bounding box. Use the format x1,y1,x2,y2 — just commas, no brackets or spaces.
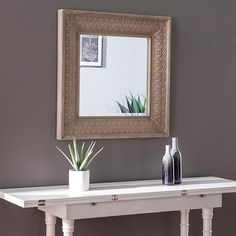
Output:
56,139,103,171
117,93,146,114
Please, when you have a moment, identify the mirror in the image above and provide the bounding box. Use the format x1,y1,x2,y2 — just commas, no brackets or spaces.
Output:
79,35,150,117
57,9,171,139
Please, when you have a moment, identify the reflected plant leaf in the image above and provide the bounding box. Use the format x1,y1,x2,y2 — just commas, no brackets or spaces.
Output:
117,92,146,114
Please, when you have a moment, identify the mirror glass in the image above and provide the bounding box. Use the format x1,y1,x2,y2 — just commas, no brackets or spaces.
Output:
79,35,150,117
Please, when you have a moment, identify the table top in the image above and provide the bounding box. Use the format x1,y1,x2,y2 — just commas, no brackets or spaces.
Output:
1,176,236,208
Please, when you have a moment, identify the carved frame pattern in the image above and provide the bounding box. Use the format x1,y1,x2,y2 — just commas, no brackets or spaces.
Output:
57,9,171,139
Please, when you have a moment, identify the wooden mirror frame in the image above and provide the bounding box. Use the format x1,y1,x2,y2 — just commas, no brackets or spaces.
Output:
57,9,171,140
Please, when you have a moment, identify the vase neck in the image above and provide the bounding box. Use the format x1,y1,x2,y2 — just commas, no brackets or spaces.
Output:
172,137,178,148
165,145,171,154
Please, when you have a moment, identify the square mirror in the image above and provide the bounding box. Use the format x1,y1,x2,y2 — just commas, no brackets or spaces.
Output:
57,10,171,139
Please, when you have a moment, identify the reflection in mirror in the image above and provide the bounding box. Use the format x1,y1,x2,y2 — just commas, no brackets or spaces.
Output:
79,35,150,117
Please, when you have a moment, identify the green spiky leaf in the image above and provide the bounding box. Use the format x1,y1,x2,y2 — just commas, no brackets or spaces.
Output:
73,138,80,166
117,102,129,113
83,147,104,170
56,146,74,169
137,95,142,112
142,97,146,113
80,142,85,162
69,144,78,170
131,95,139,113
125,96,133,113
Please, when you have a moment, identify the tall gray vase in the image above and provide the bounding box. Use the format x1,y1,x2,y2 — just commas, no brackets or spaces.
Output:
162,145,175,185
171,137,182,184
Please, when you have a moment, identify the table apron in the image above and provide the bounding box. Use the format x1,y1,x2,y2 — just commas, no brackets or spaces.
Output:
39,194,222,220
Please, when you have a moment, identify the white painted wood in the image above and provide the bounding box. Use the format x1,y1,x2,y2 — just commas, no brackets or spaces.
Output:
1,177,236,236
39,194,221,220
62,219,74,236
180,210,189,236
45,213,56,236
0,177,235,208
202,208,213,236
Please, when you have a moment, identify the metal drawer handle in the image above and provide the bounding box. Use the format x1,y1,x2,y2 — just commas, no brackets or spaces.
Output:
112,195,118,201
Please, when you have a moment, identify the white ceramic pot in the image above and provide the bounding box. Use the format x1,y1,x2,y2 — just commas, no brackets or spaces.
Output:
69,169,90,195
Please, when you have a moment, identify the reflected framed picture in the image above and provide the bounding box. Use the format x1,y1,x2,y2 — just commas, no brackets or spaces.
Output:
80,35,103,67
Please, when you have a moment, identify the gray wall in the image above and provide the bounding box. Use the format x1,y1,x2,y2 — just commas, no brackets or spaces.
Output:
0,0,236,235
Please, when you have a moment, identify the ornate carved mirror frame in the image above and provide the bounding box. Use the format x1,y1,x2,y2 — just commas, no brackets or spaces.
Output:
57,9,171,139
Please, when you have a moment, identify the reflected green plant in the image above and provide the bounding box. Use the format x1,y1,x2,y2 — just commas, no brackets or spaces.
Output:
117,93,146,114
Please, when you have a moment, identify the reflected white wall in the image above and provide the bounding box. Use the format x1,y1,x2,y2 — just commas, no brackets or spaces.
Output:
79,36,149,116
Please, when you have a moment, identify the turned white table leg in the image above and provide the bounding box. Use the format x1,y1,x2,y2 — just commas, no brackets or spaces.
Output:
180,209,189,236
45,213,56,236
62,219,75,236
202,208,213,236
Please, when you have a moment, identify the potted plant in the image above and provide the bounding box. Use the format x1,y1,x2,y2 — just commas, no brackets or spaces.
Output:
56,139,103,194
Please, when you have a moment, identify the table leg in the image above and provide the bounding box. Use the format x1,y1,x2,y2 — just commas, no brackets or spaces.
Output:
62,219,75,236
180,209,189,236
202,208,213,236
45,213,56,236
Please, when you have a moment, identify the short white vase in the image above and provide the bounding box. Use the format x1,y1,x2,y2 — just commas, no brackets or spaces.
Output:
69,169,90,195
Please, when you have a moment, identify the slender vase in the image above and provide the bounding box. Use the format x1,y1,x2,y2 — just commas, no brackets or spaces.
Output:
162,145,175,185
171,137,182,184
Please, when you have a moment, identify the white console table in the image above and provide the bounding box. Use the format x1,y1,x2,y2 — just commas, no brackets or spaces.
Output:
1,176,236,236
